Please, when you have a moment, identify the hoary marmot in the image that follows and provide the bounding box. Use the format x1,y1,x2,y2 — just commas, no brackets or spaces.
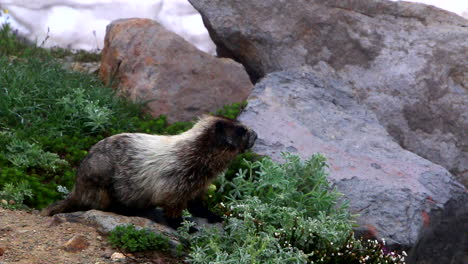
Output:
43,115,257,228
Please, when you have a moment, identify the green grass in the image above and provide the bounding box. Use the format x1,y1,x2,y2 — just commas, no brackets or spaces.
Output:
108,224,170,252
0,23,100,61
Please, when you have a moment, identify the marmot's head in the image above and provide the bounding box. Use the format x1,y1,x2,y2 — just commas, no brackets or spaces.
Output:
196,115,257,153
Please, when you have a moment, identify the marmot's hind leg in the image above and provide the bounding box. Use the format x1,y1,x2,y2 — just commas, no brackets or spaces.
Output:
41,185,113,216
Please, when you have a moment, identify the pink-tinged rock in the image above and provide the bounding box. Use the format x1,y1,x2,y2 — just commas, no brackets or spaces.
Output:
62,234,90,252
99,18,252,122
238,67,465,247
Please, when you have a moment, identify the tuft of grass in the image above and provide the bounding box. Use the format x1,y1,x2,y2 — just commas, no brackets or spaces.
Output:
0,23,100,61
0,23,29,56
212,101,247,120
108,224,170,253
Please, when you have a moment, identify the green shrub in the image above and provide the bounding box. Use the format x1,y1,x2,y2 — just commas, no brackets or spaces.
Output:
212,101,247,120
179,154,406,264
0,181,33,210
108,224,170,252
2,134,68,171
204,151,263,211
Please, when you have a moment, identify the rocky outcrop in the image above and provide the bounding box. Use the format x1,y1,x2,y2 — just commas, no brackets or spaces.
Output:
58,209,181,256
58,209,175,235
99,18,252,122
56,209,222,258
237,67,466,247
190,0,468,186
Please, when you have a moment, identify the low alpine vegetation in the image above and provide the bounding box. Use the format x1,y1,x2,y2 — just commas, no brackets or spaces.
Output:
0,181,33,210
108,224,170,252
180,154,406,264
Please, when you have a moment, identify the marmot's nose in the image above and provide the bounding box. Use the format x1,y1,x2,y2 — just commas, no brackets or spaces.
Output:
248,130,257,148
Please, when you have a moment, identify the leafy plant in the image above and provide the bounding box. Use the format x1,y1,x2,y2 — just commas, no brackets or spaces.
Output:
108,224,170,253
0,181,33,209
212,101,247,120
3,137,68,171
179,154,406,264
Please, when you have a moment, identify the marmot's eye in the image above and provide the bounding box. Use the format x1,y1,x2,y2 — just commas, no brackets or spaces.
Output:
235,127,247,136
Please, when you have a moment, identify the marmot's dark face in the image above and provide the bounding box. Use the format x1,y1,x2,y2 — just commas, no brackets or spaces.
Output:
214,118,257,153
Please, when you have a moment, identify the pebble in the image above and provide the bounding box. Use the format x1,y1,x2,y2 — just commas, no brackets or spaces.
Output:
110,252,126,261
47,215,65,228
62,235,90,252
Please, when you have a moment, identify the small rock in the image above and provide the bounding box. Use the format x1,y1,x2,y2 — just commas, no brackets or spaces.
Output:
47,215,65,227
96,235,102,241
101,248,114,259
63,235,90,253
0,226,13,234
1,200,7,205
31,209,40,215
110,252,126,261
8,200,15,205
0,247,4,256
71,62,100,74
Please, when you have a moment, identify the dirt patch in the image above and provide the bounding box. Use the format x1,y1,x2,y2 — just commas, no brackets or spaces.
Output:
0,208,181,264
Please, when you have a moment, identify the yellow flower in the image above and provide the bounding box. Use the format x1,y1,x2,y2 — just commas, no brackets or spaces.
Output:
3,9,8,14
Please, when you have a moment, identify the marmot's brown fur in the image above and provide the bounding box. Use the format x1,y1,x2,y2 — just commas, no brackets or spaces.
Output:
42,115,257,228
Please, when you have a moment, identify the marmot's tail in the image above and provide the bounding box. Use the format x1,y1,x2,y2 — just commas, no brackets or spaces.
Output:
40,198,80,216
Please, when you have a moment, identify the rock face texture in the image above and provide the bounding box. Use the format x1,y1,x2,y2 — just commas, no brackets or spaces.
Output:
99,18,252,122
58,209,174,235
190,0,468,186
237,67,465,246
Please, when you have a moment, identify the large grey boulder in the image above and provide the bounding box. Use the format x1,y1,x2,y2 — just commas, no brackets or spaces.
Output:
189,0,468,186
238,67,465,247
99,18,252,123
